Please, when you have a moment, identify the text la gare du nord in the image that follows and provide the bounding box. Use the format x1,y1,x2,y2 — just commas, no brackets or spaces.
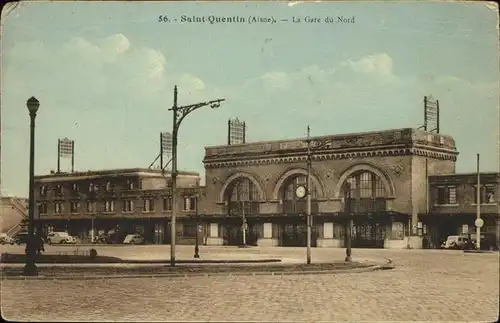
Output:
158,15,355,24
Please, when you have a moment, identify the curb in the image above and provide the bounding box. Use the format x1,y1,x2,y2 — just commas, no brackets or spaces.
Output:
1,260,395,281
463,250,496,254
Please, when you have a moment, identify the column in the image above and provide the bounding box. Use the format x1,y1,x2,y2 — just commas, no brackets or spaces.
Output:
317,222,340,248
257,222,278,247
206,222,223,246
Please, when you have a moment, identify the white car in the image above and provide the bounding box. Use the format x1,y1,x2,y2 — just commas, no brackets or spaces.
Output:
46,232,77,244
0,233,14,245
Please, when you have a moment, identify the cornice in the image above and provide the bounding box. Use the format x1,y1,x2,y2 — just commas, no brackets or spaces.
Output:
205,147,457,169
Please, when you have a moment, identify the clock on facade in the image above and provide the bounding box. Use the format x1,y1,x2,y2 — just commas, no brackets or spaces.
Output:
295,185,307,199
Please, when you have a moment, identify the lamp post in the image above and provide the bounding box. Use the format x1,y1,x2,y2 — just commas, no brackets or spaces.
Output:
194,192,200,259
475,153,483,250
345,181,352,262
239,184,248,248
24,96,40,276
169,85,225,267
297,125,336,265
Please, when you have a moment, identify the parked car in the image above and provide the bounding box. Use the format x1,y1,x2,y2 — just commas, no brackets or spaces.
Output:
0,233,15,245
466,233,499,251
13,232,29,245
46,232,77,244
123,234,145,245
441,235,469,249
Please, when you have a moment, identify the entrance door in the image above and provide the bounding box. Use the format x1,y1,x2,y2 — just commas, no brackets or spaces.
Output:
154,223,164,244
352,222,385,248
280,223,316,247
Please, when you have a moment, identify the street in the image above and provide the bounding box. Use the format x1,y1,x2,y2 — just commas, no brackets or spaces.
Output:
1,246,499,322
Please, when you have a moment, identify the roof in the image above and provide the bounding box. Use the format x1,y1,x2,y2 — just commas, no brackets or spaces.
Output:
34,167,200,181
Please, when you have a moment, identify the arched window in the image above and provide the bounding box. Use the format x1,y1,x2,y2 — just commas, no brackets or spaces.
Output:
282,175,319,214
342,171,387,213
342,171,387,198
226,178,260,215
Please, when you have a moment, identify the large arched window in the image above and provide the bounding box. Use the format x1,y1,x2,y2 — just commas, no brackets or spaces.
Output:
342,171,387,213
282,175,319,214
225,178,260,215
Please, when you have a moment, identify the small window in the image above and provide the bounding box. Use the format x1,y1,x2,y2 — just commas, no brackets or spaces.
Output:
70,201,80,213
54,202,63,214
474,184,496,204
104,200,115,213
89,183,98,193
143,199,155,212
126,180,134,190
55,185,64,196
86,201,97,213
105,181,114,192
437,186,457,205
38,202,48,214
393,131,401,140
123,200,134,212
72,183,80,193
163,197,172,211
39,185,48,196
189,197,196,211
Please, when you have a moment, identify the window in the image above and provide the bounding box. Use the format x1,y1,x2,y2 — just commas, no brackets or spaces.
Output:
189,197,196,211
86,201,97,213
55,184,64,196
182,196,197,211
126,180,134,190
70,201,80,213
39,185,48,196
72,183,80,193
474,184,496,204
437,186,457,205
183,224,197,237
143,199,155,212
105,181,114,192
163,197,172,211
38,202,48,214
104,200,115,213
343,171,387,198
89,183,99,193
54,202,64,214
123,200,134,212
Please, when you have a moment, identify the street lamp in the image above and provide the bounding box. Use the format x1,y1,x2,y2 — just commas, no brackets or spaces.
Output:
24,96,40,276
299,125,336,265
239,185,248,248
169,85,225,267
194,192,200,259
345,181,352,262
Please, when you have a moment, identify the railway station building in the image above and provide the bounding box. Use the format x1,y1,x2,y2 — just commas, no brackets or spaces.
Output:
33,128,499,249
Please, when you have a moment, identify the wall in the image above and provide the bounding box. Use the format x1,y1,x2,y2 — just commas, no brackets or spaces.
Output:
204,155,416,216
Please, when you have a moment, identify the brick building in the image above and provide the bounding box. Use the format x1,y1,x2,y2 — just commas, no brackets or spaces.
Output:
200,127,498,249
422,172,500,248
32,128,499,249
34,168,203,244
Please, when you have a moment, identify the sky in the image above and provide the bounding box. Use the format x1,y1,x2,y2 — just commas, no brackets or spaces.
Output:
1,1,499,197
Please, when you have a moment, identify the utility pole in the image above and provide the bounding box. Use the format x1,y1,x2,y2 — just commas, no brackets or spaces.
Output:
475,153,483,250
345,182,352,262
168,85,225,266
306,126,312,264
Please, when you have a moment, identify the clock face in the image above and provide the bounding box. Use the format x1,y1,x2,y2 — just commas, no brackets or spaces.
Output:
295,185,307,199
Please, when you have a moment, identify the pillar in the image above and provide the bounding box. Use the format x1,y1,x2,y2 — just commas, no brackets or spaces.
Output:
317,222,341,248
206,222,223,246
257,222,278,247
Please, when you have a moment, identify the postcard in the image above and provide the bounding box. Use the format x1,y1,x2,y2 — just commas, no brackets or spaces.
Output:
1,1,499,322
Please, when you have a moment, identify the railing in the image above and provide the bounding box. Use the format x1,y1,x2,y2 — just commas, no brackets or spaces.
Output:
281,200,319,214
344,198,387,213
224,201,260,215
6,198,29,237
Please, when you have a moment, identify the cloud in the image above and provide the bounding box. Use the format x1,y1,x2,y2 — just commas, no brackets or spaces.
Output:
342,53,394,77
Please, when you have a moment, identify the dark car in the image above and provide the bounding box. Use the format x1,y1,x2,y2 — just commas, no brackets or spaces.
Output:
13,232,29,245
467,233,499,251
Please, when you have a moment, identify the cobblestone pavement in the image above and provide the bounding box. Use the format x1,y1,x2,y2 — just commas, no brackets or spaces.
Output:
1,247,499,322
